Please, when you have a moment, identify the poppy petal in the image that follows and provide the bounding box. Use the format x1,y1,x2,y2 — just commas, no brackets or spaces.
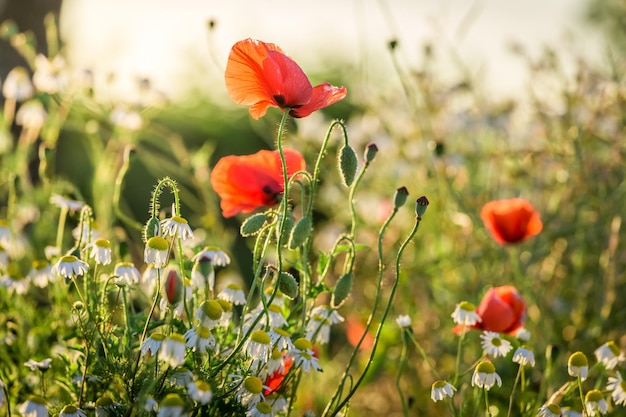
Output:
481,198,542,244
290,82,347,118
225,39,313,119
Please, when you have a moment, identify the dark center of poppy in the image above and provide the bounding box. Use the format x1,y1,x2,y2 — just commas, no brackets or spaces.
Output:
273,94,286,107
262,185,282,204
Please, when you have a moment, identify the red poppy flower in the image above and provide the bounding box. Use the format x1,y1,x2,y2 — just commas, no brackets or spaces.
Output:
345,315,374,351
225,38,347,119
480,198,543,245
210,148,306,218
264,356,293,395
477,286,526,334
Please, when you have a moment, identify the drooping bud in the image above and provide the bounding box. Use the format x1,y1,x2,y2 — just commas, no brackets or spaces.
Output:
164,269,183,305
288,216,312,250
240,213,267,237
393,187,409,208
331,272,353,308
278,271,299,300
364,142,378,163
338,144,358,187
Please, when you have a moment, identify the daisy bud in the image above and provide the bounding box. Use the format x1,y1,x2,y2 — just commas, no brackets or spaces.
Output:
240,213,267,237
278,271,298,300
364,142,378,163
164,269,183,305
393,187,409,208
288,216,312,250
416,196,430,217
331,272,353,308
338,144,358,187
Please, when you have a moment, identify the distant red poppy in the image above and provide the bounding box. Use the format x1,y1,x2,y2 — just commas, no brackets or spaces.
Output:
210,148,306,218
225,38,347,119
345,315,374,351
481,198,543,245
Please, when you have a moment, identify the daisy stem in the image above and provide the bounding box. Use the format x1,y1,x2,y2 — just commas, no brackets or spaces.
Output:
577,376,586,415
453,322,467,386
407,331,441,380
121,285,131,351
506,365,522,417
395,329,410,417
484,388,492,417
55,206,68,252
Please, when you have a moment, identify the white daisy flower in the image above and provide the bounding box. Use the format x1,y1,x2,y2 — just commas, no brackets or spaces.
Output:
15,99,47,130
218,283,247,305
90,239,112,265
113,262,141,286
28,260,54,288
52,255,89,278
246,330,272,361
431,380,456,402
110,106,143,131
3,66,34,101
537,403,562,417
24,358,52,371
161,216,194,241
33,54,67,93
158,393,186,417
595,341,625,370
0,272,30,295
269,328,294,351
514,327,531,341
246,401,274,417
585,389,608,416
471,361,502,390
290,338,322,373
268,395,288,413
568,351,589,380
195,300,223,329
607,372,626,407
144,236,169,268
451,301,482,326
193,246,231,266
187,380,212,405
396,315,412,328
141,333,165,357
184,325,216,352
236,376,265,407
512,346,536,367
480,331,513,358
266,304,288,328
18,395,48,417
159,333,187,367
50,194,84,212
143,396,158,412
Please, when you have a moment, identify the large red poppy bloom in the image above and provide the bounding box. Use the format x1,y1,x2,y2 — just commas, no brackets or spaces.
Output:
481,198,543,245
210,148,306,218
225,38,347,119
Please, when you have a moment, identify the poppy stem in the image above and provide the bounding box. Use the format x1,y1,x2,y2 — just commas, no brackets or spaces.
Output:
274,109,291,274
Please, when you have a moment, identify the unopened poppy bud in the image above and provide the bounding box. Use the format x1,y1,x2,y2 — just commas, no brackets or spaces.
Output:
278,271,299,300
415,195,429,217
393,187,409,208
164,269,183,305
143,216,161,242
288,216,312,250
331,272,353,308
364,143,378,163
338,144,358,187
240,213,267,237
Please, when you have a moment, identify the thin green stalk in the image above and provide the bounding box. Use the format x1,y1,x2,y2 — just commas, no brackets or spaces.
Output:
395,329,410,417
453,322,467,386
121,286,131,351
55,206,68,251
484,388,492,417
576,376,585,416
274,109,292,278
309,120,346,216
507,365,522,417
325,208,423,416
407,331,441,380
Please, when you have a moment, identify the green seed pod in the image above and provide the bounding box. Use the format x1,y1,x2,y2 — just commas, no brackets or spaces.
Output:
331,272,353,308
338,144,358,187
143,216,161,242
288,216,312,250
240,213,267,237
278,271,299,299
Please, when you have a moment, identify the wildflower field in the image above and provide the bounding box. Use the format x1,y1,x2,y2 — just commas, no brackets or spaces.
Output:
1,7,626,417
